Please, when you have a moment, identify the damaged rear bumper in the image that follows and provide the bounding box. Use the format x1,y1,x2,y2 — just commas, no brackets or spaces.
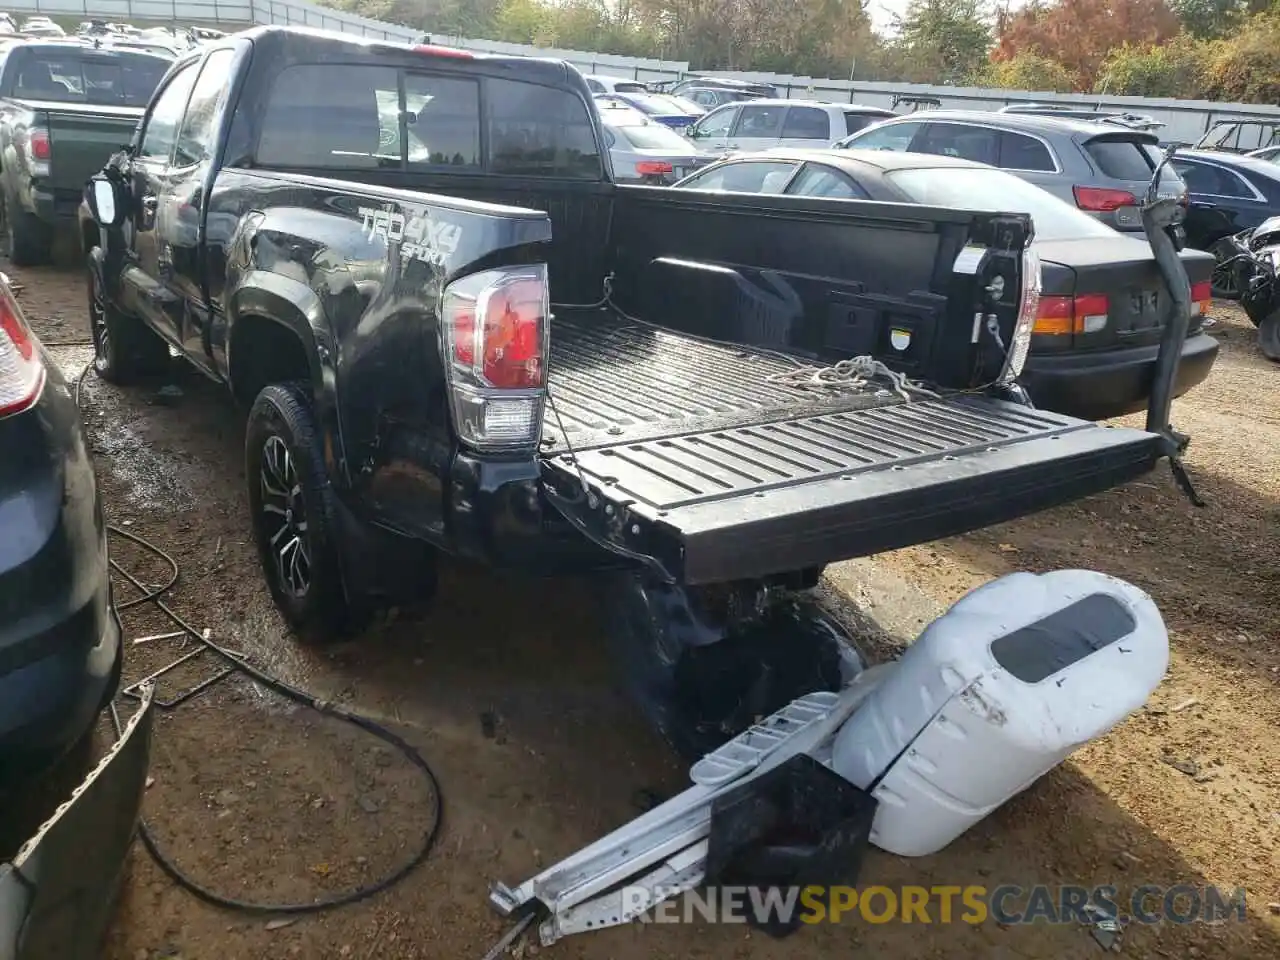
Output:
0,686,154,960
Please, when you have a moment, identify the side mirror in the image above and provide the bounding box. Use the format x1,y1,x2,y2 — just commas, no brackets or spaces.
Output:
87,174,125,227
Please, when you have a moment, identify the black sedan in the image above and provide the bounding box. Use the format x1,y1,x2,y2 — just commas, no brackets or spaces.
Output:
0,273,121,788
673,149,1219,422
1172,150,1280,298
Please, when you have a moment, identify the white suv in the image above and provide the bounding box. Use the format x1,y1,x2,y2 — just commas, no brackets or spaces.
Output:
686,99,894,153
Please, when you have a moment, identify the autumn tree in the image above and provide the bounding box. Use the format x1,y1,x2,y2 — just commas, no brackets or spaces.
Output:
993,0,1180,90
1095,35,1208,97
982,51,1074,91
894,0,993,83
1171,0,1244,38
1201,10,1280,104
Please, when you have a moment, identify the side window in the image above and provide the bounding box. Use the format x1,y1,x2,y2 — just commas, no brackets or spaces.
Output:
173,49,236,168
843,112,887,136
257,64,399,169
732,104,785,139
682,160,799,194
585,77,604,94
787,164,869,199
137,63,199,162
692,105,736,139
404,73,480,168
999,131,1055,172
914,123,998,165
1174,160,1252,198
691,90,719,107
487,78,600,178
843,120,920,152
781,106,830,140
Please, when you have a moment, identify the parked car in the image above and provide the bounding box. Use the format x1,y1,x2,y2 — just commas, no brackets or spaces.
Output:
1195,118,1280,154
673,148,1219,422
597,100,711,182
834,110,1187,237
686,99,895,154
594,91,703,130
663,76,775,98
673,85,763,109
581,73,648,95
1171,149,1280,298
1246,145,1280,163
20,17,65,38
0,268,122,800
0,41,171,264
82,27,1175,751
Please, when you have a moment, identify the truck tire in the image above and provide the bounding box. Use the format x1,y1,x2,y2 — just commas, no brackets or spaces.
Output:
245,381,368,642
87,255,169,384
1259,312,1280,362
3,191,52,267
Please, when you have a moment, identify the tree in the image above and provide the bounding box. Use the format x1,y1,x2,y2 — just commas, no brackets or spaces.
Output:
1095,35,1208,97
982,50,1074,91
994,0,1180,90
895,0,993,83
1201,10,1280,104
1171,0,1244,38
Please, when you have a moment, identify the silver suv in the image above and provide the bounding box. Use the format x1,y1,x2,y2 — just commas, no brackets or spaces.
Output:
834,110,1187,234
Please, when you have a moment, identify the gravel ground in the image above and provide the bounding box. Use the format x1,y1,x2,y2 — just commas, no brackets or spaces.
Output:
8,247,1278,960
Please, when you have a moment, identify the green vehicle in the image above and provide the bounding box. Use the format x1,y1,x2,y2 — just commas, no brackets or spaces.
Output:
0,41,170,264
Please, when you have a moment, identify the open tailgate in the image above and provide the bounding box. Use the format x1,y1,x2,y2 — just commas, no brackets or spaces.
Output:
542,397,1161,584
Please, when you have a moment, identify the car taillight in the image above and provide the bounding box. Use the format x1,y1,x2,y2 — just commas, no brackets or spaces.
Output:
0,275,45,418
1073,186,1138,212
635,160,673,176
1002,246,1041,382
441,265,548,451
1190,280,1212,316
1034,293,1110,335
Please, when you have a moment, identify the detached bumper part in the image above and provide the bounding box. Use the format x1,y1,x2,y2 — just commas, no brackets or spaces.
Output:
0,686,154,960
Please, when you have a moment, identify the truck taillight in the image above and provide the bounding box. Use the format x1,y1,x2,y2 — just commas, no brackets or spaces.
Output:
29,128,50,160
1034,293,1109,335
441,265,549,451
1001,246,1041,382
0,275,45,418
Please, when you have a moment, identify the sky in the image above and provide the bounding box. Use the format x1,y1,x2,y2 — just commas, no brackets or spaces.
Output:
867,0,910,32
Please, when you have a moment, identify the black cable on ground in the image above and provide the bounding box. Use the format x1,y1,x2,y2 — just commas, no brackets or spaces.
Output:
82,365,444,915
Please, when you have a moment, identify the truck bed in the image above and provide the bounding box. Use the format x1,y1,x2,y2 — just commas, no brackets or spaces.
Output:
542,309,1165,584
544,308,890,451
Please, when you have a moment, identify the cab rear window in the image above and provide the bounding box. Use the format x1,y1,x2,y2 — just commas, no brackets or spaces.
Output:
10,51,168,106
255,63,601,179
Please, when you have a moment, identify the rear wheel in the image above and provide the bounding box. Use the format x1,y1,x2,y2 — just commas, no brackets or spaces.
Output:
1,188,52,267
87,256,169,384
1259,312,1280,362
1209,237,1243,300
245,382,367,642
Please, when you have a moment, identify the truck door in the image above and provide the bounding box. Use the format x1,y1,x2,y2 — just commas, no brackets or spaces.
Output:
123,59,199,349
163,46,239,370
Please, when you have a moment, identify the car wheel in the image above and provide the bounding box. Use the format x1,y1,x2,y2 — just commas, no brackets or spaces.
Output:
1209,237,1243,300
87,255,169,384
245,382,366,642
1259,311,1280,362
2,188,52,267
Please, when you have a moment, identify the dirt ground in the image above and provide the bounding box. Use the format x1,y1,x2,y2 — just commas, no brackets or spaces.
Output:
9,244,1279,960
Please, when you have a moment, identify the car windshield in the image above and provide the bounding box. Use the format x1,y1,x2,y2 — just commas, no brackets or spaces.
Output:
886,167,1119,243
615,122,691,151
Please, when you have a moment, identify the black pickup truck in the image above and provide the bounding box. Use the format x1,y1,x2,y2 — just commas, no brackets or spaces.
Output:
82,27,1183,750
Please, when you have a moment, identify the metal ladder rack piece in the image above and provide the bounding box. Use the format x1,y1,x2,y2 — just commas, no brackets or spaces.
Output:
489,667,889,946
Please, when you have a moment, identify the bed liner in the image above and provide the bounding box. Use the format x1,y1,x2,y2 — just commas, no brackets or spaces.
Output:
541,309,1164,584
